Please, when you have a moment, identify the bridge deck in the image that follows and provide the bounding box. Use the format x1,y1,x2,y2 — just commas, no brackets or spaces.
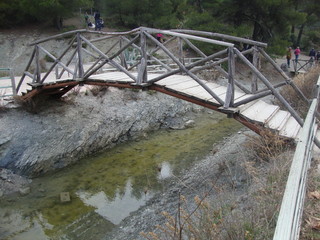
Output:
87,72,301,140
7,70,301,141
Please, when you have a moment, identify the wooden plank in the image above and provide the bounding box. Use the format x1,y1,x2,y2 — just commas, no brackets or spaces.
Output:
181,85,223,103
155,75,194,86
218,88,247,103
89,72,136,82
240,100,280,124
266,110,291,131
279,116,301,138
165,80,200,91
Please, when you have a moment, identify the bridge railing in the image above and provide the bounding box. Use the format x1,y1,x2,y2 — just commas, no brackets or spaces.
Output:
293,58,315,74
273,75,320,240
0,68,16,98
16,27,315,134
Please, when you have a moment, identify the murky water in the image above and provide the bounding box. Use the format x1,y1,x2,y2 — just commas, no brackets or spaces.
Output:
0,111,242,240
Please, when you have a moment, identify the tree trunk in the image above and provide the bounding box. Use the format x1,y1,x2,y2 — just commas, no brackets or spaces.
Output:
54,16,63,30
296,22,305,47
252,21,261,41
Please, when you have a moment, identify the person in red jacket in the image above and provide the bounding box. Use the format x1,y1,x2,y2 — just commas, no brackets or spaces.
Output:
294,47,301,62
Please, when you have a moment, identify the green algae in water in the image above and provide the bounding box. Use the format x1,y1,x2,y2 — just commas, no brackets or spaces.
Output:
0,111,242,240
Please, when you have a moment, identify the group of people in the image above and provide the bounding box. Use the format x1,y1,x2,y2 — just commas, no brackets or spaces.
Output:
286,46,320,68
84,10,104,31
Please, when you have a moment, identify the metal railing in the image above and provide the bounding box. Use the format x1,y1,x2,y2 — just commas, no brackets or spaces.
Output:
273,75,320,240
0,68,16,98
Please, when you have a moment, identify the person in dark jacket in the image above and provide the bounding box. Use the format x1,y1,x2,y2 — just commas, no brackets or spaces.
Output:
94,11,101,30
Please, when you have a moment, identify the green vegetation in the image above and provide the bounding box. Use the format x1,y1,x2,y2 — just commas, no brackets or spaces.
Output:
1,0,320,52
0,0,93,29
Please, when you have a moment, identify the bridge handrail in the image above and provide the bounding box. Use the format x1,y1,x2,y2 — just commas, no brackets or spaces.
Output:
0,68,16,98
17,26,315,133
170,29,268,48
28,28,142,46
273,75,320,240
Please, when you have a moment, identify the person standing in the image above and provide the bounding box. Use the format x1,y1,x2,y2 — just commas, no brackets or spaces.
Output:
286,47,292,68
309,48,316,67
156,33,164,43
316,51,320,64
309,48,316,61
294,47,301,62
94,10,101,31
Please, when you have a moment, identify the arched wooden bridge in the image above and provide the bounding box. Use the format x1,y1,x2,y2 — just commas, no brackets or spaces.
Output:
14,27,319,145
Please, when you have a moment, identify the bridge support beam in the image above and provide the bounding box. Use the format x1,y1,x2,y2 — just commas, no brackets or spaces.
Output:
224,47,235,108
137,29,147,85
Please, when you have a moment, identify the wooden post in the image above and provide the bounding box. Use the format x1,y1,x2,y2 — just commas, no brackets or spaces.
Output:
9,68,16,95
137,29,147,85
16,47,36,93
293,59,298,74
224,47,235,108
35,45,41,83
251,46,259,93
76,33,84,78
178,37,184,66
119,36,128,69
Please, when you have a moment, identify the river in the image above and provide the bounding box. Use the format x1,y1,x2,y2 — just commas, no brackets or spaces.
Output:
0,111,242,240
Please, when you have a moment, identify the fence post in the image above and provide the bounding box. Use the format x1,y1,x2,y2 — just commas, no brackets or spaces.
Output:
251,46,259,93
35,45,41,83
119,36,128,69
178,37,185,67
137,29,147,85
9,68,16,95
224,46,235,108
76,32,84,78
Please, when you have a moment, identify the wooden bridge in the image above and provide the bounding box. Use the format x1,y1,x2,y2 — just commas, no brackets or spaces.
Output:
3,27,320,239
11,27,319,145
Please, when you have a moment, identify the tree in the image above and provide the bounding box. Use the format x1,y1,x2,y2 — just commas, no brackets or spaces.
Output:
103,0,177,28
216,0,301,43
0,0,28,27
0,0,93,29
292,0,320,47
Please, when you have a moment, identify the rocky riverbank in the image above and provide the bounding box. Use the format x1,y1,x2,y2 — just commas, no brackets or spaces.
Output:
0,87,199,192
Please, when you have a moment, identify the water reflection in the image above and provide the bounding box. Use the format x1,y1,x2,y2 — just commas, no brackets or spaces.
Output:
0,112,242,239
157,162,172,180
0,209,51,240
77,180,153,225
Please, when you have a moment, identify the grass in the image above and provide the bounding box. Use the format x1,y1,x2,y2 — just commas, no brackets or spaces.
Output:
141,129,294,240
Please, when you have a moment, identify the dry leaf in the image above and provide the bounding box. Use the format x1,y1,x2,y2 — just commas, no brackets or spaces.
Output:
308,191,320,199
307,217,320,230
